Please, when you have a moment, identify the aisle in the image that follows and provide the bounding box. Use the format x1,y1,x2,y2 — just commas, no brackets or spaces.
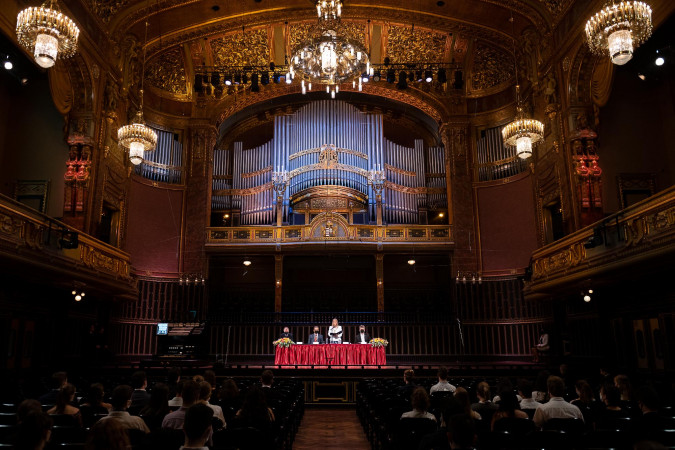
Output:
293,408,371,450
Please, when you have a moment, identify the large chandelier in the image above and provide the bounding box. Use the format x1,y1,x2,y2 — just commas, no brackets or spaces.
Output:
317,0,342,21
502,97,545,159
585,1,652,65
16,0,79,69
117,21,156,165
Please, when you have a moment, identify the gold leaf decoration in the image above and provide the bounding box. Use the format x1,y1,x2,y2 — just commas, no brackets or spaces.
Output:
211,29,269,67
471,42,514,91
83,0,128,23
387,25,446,63
145,47,187,95
289,22,366,53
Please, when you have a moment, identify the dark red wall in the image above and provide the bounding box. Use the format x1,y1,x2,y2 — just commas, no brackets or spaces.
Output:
477,174,538,274
126,179,183,275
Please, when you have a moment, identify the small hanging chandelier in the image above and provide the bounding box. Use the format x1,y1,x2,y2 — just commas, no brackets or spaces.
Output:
502,15,544,159
502,86,545,159
117,21,156,165
16,0,80,69
585,1,652,65
316,0,342,21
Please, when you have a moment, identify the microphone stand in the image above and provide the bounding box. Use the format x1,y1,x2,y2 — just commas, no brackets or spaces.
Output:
456,318,465,363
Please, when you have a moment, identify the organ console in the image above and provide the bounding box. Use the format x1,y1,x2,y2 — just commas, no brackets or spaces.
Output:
212,100,447,226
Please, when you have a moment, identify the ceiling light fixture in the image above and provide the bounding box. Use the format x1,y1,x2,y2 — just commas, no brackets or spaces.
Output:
585,1,652,65
243,260,252,266
655,52,664,66
117,19,157,165
3,59,12,70
16,0,80,69
407,259,416,266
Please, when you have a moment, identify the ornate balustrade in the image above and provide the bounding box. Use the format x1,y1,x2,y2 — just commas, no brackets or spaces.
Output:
206,223,452,246
0,194,135,296
526,185,675,294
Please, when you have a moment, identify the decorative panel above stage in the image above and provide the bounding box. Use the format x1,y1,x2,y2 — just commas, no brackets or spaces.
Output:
212,100,447,227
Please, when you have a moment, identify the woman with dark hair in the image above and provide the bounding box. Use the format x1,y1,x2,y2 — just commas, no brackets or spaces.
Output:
454,387,481,421
236,386,275,431
596,384,630,429
401,387,436,421
80,384,111,428
491,390,528,430
218,379,241,423
571,379,601,427
85,417,130,450
15,411,53,450
47,383,81,426
139,383,170,431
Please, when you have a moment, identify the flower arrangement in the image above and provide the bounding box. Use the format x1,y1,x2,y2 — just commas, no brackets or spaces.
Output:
369,338,389,348
273,337,295,348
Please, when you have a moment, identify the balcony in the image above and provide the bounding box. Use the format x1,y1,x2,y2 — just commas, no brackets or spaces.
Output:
525,185,675,296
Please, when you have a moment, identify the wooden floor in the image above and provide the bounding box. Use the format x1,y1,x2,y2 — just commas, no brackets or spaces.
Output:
293,408,371,450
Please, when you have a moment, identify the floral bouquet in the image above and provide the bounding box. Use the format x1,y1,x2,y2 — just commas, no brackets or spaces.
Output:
369,338,389,348
273,337,295,348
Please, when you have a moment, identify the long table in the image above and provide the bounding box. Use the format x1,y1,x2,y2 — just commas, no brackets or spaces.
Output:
274,344,386,365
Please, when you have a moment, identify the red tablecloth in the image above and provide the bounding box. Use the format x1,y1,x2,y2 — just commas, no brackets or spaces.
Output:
274,344,386,365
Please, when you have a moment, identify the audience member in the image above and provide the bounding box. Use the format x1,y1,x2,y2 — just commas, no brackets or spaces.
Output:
471,382,497,422
431,367,457,394
633,385,665,443
396,369,417,399
236,386,275,432
491,390,528,430
492,378,521,403
167,367,181,399
14,411,53,450
100,385,150,433
182,404,214,450
204,370,217,395
129,371,150,413
217,379,241,422
447,413,476,450
518,380,541,411
47,383,82,425
198,381,225,427
16,399,42,424
39,372,67,405
454,388,481,421
85,417,131,450
532,371,551,403
80,383,111,427
596,383,630,428
162,380,200,430
260,369,281,403
570,379,600,425
533,376,584,429
139,383,170,431
169,380,185,409
401,387,436,421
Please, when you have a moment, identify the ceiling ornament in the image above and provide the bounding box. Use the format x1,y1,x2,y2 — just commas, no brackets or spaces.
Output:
84,0,129,24
211,28,269,68
471,41,514,91
145,47,187,95
585,1,652,65
16,0,80,69
386,25,447,63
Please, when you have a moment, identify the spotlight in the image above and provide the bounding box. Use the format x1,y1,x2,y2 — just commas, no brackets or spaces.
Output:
437,68,447,84
243,260,252,266
655,56,665,66
194,74,203,93
373,70,381,82
75,295,82,301
223,213,230,219
397,71,408,89
407,259,416,266
242,73,248,84
453,70,464,89
224,74,232,86
21,78,28,86
3,59,12,70
415,70,423,82
583,294,591,302
362,72,369,82
234,73,242,84
425,70,433,82
71,290,77,295
386,68,396,83
285,73,292,84
261,71,270,85
638,73,646,81
211,73,220,87
438,212,444,218
273,72,281,83
588,289,594,294
250,73,259,92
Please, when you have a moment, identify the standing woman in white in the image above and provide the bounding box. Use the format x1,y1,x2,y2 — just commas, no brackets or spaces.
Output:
328,318,343,344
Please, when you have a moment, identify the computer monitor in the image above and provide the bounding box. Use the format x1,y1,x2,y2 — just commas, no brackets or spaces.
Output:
157,323,168,335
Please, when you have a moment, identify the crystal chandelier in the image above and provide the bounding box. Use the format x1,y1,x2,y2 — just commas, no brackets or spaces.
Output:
316,0,342,21
585,1,652,65
117,21,157,165
502,93,545,159
16,0,80,69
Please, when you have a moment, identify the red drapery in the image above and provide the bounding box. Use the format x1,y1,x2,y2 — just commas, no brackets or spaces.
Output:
274,344,386,365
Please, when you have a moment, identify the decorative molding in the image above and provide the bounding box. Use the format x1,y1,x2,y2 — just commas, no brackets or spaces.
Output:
289,147,368,161
386,25,448,63
213,181,272,197
241,165,272,179
145,46,187,95
471,41,515,91
210,28,269,68
385,164,416,177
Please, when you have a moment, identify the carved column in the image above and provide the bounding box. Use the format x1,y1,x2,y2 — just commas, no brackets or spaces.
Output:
440,121,478,275
182,122,217,274
275,254,283,313
376,253,384,312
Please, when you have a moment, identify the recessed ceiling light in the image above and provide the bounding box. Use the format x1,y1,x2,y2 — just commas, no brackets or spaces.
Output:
655,56,665,66
638,73,646,80
3,60,12,70
407,259,416,266
243,260,252,266
437,1,445,6
211,5,220,11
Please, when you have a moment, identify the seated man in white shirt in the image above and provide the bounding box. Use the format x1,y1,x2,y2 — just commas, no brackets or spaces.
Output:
430,367,456,394
533,376,584,429
401,387,437,421
100,385,150,433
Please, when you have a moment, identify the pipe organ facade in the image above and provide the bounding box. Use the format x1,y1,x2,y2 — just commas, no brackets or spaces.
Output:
212,100,447,226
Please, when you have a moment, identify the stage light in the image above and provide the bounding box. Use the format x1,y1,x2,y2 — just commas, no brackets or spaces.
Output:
386,68,396,83
397,71,408,89
407,259,416,266
224,74,232,86
71,290,76,295
638,73,646,80
437,68,447,84
362,72,369,82
438,212,444,218
21,78,28,86
243,260,252,266
285,73,292,84
583,294,591,302
3,58,12,70
250,73,259,92
588,289,594,294
425,70,433,82
223,213,230,219
373,70,381,81
75,295,82,301
655,56,665,66
261,71,270,85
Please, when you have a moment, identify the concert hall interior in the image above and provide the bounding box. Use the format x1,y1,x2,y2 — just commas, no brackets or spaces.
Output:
1,0,675,448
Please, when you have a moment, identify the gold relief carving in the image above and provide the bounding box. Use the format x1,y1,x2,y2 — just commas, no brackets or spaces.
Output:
289,22,366,54
213,182,273,197
624,206,675,247
289,147,368,161
211,29,269,67
80,244,132,280
537,0,574,20
290,163,368,179
83,0,129,23
386,25,447,63
145,47,187,95
471,41,514,91
385,181,427,195
308,212,349,240
385,164,416,177
532,242,586,280
288,23,313,54
311,197,348,210
241,166,272,179
318,144,339,168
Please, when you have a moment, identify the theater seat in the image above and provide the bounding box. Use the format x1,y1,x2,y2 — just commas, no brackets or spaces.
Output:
49,426,86,444
493,417,535,435
394,418,438,450
0,415,15,426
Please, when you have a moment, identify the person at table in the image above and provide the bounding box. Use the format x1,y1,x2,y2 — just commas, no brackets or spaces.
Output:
308,326,324,344
328,318,343,344
279,326,294,341
354,325,371,344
